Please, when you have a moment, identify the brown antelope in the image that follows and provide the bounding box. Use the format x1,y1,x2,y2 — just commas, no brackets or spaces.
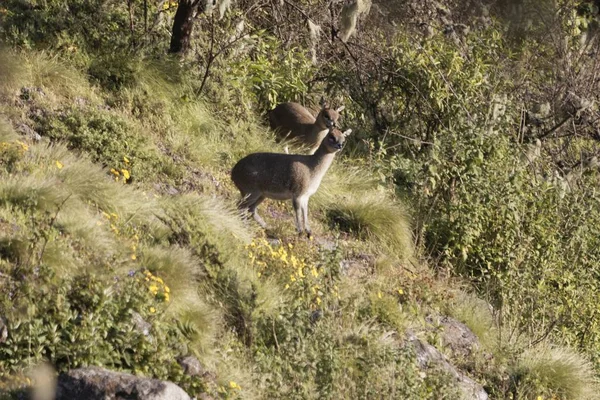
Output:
268,98,344,154
231,127,352,237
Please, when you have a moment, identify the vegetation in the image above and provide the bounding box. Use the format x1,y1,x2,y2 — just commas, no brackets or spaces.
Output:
1,0,600,399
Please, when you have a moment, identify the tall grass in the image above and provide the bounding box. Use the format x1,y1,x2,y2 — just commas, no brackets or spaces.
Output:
315,165,414,260
447,290,498,354
0,117,18,142
513,344,599,400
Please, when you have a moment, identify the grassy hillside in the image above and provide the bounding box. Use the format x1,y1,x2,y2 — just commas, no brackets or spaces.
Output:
1,0,600,399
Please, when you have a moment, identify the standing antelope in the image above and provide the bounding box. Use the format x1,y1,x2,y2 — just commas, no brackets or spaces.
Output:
231,127,352,237
268,98,345,154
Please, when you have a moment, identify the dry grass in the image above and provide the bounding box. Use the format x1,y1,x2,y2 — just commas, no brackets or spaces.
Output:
315,165,414,260
515,344,600,400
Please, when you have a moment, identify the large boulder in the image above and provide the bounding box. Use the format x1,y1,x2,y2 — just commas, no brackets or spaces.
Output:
56,367,191,400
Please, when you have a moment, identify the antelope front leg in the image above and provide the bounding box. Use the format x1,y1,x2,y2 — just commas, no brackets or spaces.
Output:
292,197,304,235
301,197,311,238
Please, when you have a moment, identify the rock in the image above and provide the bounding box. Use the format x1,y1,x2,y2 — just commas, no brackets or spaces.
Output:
340,253,374,278
131,311,151,337
15,123,42,141
315,237,336,251
56,367,191,400
407,333,488,400
177,356,204,377
427,315,482,360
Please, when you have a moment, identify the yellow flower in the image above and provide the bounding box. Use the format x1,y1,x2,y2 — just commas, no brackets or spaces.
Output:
16,141,29,151
123,156,130,163
110,168,120,176
131,254,137,260
149,285,159,295
149,307,156,313
257,272,261,277
55,160,64,169
397,288,404,295
536,397,543,400
316,297,322,305
121,169,130,180
229,381,241,390
164,286,170,293
164,293,170,302
377,291,382,299
290,275,296,282
284,284,289,289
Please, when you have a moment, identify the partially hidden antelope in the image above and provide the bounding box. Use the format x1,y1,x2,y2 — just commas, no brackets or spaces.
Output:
268,98,345,154
231,127,352,237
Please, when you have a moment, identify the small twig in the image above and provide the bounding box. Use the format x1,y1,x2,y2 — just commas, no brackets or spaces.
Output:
282,0,317,26
128,0,136,48
385,130,434,146
530,320,558,346
537,115,572,140
272,318,280,352
144,0,148,33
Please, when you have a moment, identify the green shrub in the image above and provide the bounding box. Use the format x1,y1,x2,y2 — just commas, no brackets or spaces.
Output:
0,264,209,394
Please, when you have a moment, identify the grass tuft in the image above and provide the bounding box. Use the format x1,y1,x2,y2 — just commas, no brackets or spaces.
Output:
160,193,254,257
514,344,600,400
141,245,204,312
448,290,498,353
24,51,94,100
315,165,414,260
0,117,18,143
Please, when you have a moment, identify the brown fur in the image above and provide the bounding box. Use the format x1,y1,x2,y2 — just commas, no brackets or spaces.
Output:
231,127,352,236
268,101,344,153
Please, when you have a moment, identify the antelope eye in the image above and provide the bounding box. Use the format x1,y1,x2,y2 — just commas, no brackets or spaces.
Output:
328,135,336,143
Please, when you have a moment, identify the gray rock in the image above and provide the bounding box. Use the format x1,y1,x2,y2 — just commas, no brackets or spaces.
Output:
427,315,482,360
177,356,204,377
131,311,152,337
15,123,42,141
407,333,488,400
56,367,191,400
339,253,374,278
315,237,336,251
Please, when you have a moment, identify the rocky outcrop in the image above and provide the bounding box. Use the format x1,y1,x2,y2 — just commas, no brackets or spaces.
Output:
56,367,191,400
427,315,484,360
407,332,488,400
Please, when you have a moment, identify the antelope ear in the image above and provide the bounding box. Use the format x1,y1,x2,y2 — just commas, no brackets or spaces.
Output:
342,129,352,137
336,105,345,113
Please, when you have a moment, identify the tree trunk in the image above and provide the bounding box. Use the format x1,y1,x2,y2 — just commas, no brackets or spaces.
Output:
169,0,199,54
